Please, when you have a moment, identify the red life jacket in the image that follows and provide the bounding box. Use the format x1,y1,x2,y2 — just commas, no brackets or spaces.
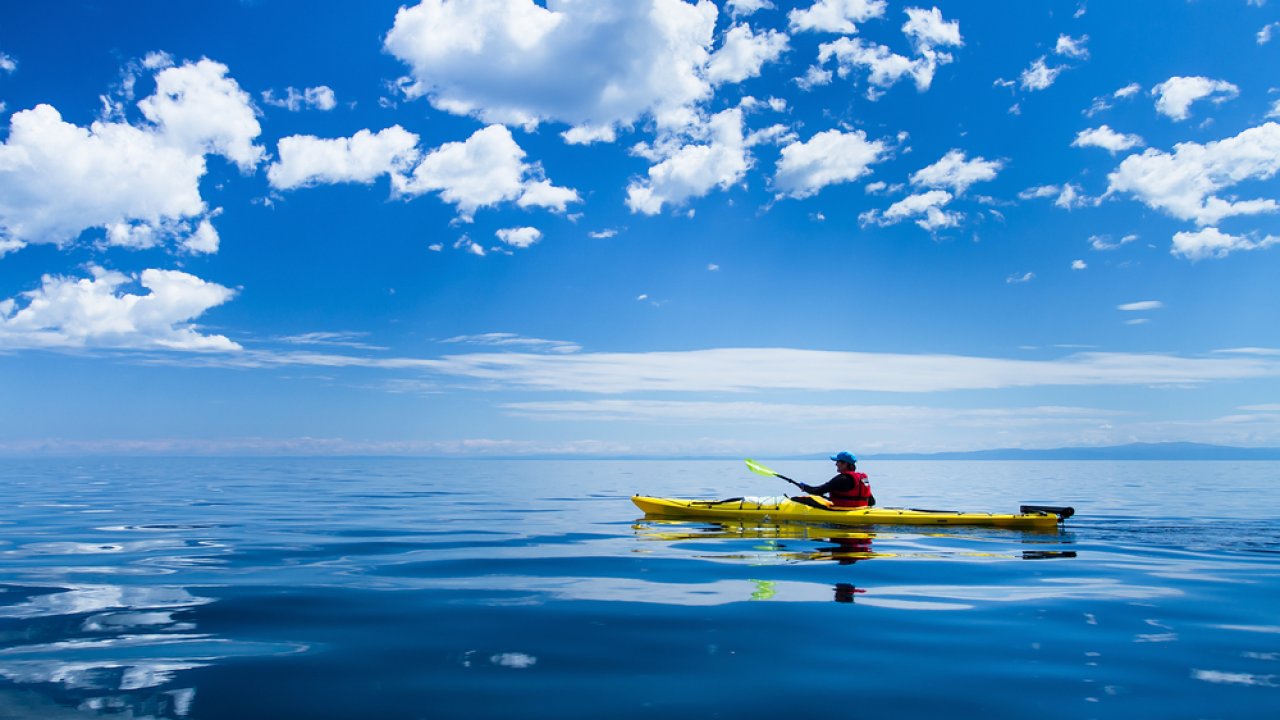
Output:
830,470,872,508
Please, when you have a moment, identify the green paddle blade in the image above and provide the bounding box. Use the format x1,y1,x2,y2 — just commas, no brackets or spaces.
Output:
745,458,778,477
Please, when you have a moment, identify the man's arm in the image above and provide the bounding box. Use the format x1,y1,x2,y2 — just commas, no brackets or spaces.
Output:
800,474,854,495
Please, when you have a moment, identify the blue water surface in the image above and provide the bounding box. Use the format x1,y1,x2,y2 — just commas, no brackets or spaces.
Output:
0,458,1277,719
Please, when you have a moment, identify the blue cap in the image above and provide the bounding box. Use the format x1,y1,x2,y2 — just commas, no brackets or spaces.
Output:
830,451,857,464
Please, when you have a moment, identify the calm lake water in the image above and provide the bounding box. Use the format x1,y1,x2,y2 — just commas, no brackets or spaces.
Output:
0,458,1277,719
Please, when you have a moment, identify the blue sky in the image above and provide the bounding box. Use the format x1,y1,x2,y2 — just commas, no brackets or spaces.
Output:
1,0,1279,457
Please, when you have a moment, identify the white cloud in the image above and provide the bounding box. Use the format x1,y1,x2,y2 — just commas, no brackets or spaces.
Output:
0,105,211,253
0,237,24,256
516,179,581,212
384,0,718,135
184,217,221,254
1258,21,1280,44
496,226,542,248
1151,76,1239,121
1072,125,1144,154
1018,183,1095,210
0,266,238,351
818,9,960,101
1020,56,1064,91
1054,183,1093,209
772,128,889,199
0,52,15,73
1106,122,1280,225
728,0,774,17
910,149,1002,194
1089,233,1138,251
1006,272,1035,284
589,229,618,239
267,124,578,216
626,108,750,214
1085,83,1142,117
261,85,338,112
137,59,264,170
860,189,960,231
706,23,789,85
141,51,173,70
0,59,259,256
1118,300,1163,311
1071,259,1087,270
398,125,577,221
796,65,833,89
267,126,421,190
902,7,962,51
1171,227,1280,261
1018,185,1060,200
454,236,486,256
560,125,616,145
819,38,916,96
1055,34,1089,59
788,0,886,34
745,123,798,147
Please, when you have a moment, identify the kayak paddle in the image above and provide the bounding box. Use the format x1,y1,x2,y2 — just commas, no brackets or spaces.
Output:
745,458,804,489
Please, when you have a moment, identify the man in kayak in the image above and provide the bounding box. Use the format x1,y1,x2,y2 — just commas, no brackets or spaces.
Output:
797,451,874,507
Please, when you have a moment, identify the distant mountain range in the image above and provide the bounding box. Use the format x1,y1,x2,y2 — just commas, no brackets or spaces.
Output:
867,442,1280,461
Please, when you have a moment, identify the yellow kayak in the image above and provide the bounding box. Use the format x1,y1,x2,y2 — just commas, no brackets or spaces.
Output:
632,495,1072,530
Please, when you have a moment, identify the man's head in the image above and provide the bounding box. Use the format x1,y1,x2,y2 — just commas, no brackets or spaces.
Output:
830,451,857,469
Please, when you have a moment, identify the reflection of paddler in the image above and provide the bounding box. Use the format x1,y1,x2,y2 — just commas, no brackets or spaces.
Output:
813,534,874,565
834,583,865,603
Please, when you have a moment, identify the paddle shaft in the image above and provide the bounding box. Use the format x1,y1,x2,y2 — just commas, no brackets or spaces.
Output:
773,473,803,489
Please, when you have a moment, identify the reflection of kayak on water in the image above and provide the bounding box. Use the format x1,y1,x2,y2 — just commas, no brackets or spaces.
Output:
633,517,1077,564
635,518,877,542
636,519,879,563
634,518,882,564
632,494,1074,530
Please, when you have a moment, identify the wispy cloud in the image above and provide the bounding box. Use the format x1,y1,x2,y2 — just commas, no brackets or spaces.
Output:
500,399,1129,426
1117,300,1163,312
158,346,1280,395
440,332,582,354
276,332,387,351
